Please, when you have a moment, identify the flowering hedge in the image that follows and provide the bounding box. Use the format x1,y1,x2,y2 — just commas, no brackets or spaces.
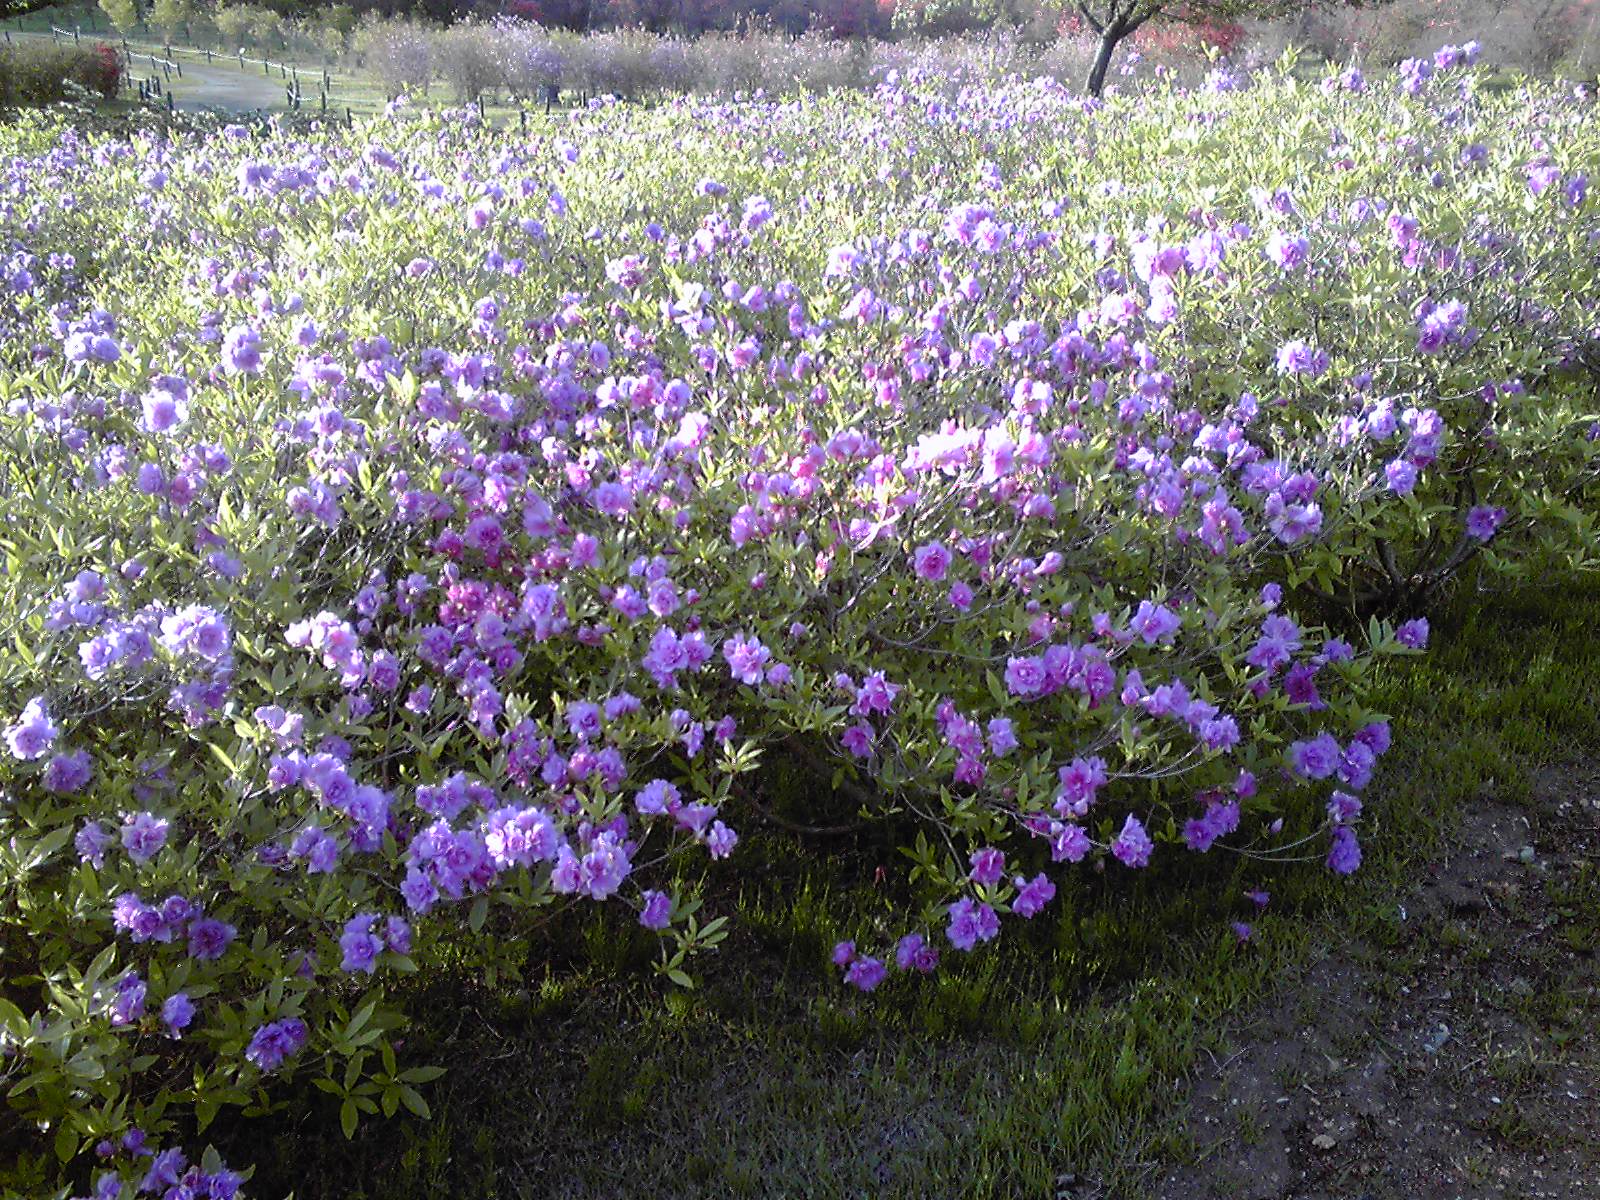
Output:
1,52,1598,1197
0,43,123,108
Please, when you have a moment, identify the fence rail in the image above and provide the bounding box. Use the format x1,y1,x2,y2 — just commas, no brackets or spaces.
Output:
40,22,335,91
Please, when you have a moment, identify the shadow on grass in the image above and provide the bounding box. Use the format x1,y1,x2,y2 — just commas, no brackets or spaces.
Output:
231,572,1600,1200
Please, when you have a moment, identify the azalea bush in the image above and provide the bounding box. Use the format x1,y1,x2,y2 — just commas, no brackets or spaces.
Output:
1,51,1598,1198
0,42,123,107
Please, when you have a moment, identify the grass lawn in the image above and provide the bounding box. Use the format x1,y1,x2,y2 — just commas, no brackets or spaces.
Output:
222,572,1600,1199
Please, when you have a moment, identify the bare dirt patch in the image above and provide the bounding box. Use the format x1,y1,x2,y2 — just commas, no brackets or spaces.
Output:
1145,764,1600,1200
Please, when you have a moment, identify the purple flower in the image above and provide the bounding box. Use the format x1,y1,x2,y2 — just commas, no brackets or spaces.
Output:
1327,790,1363,824
121,811,170,863
161,992,195,1035
1052,822,1092,863
339,914,386,974
1465,505,1507,540
946,898,1000,951
1246,614,1302,672
135,462,165,494
722,634,771,686
1526,160,1561,196
245,1017,308,1072
894,932,939,973
1056,756,1108,816
76,820,115,869
1183,800,1240,853
108,972,146,1026
634,779,681,817
221,325,262,374
844,956,888,991
912,541,952,582
1274,339,1328,377
851,671,900,717
1264,232,1308,270
1004,655,1047,697
5,697,58,760
1289,733,1342,780
187,917,236,962
639,889,672,930
1128,600,1181,645
705,820,738,860
973,722,1013,764
140,387,189,434
1354,720,1392,757
1395,618,1430,650
1385,458,1419,494
841,722,874,758
1327,826,1362,875
968,847,1005,887
42,749,93,793
1111,814,1154,868
1011,873,1056,918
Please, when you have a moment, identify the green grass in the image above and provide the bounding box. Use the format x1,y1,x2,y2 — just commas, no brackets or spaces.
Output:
213,571,1600,1199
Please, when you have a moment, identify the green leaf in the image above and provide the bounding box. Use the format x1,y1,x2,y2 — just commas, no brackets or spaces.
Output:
207,742,238,774
398,1085,431,1119
340,1098,359,1140
0,997,32,1039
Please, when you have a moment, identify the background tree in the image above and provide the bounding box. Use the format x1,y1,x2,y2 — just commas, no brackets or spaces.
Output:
1073,0,1367,95
147,0,194,42
97,0,140,35
0,0,58,19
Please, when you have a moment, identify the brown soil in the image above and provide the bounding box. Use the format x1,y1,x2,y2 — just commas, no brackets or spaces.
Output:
1142,764,1600,1200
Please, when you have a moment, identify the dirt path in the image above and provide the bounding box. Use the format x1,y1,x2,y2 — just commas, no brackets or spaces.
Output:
1139,765,1600,1200
15,31,293,112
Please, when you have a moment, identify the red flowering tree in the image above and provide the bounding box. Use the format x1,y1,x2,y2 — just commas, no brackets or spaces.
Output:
1074,0,1368,95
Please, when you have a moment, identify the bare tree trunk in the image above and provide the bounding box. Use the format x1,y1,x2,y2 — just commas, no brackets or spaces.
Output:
1086,21,1122,96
